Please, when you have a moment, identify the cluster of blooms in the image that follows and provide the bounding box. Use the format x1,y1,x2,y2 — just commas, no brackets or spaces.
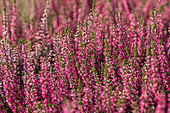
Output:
0,0,169,112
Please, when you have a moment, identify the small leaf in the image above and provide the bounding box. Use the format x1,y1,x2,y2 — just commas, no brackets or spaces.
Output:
146,46,150,56
134,44,137,58
78,99,82,105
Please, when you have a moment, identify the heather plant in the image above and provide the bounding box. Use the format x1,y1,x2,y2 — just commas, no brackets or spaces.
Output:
0,0,170,113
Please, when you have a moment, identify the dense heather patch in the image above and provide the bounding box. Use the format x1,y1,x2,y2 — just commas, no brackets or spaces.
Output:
0,0,170,112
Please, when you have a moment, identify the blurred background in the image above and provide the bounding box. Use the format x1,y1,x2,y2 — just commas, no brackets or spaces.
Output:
1,0,169,24
0,0,170,39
